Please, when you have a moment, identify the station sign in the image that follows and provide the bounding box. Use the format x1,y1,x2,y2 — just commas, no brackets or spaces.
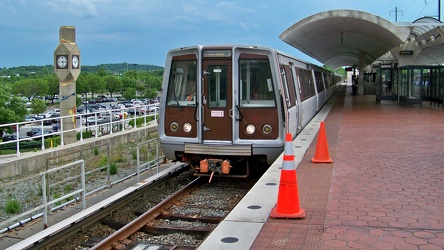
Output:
399,50,414,55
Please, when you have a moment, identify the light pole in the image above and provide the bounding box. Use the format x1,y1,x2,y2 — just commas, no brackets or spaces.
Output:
133,64,137,97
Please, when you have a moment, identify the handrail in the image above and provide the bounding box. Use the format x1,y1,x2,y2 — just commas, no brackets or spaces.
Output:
0,104,159,157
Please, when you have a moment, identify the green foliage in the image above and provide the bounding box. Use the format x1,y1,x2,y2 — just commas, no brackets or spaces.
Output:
30,98,47,115
0,63,164,125
0,84,27,124
93,147,99,156
98,155,108,167
335,67,346,78
122,87,137,100
12,78,49,100
109,162,118,175
77,130,93,140
64,184,74,193
103,75,122,96
44,136,60,148
129,116,155,127
5,199,22,214
44,75,60,105
0,140,41,151
113,154,125,163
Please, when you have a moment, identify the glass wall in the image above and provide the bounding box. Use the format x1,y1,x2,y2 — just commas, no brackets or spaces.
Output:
398,65,444,108
375,64,397,102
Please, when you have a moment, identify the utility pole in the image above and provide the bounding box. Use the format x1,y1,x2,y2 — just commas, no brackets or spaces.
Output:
390,7,403,22
425,0,441,21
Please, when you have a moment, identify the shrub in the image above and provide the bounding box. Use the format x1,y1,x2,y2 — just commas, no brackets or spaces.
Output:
93,147,99,156
64,184,73,193
98,155,108,167
110,162,118,175
5,199,22,214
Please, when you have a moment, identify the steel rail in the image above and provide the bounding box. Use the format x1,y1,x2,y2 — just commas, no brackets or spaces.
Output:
91,176,202,250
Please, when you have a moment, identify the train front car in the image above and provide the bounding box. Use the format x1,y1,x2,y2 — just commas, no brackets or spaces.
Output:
159,45,284,179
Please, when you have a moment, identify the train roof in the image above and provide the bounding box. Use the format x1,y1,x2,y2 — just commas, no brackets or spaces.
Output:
169,44,326,69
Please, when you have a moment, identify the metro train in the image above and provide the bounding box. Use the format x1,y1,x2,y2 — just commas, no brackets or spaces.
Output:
158,45,342,179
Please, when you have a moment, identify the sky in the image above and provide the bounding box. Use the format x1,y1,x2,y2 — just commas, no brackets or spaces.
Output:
0,0,442,68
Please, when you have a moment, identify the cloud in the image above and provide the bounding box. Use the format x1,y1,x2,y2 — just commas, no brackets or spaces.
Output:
46,0,98,19
239,22,260,31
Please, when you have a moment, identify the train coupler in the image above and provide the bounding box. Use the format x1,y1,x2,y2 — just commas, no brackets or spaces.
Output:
199,158,232,175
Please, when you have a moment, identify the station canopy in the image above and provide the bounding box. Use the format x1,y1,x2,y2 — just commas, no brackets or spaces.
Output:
280,10,444,69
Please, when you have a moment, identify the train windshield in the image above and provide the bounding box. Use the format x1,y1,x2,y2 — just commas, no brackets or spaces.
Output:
239,59,275,107
166,60,197,106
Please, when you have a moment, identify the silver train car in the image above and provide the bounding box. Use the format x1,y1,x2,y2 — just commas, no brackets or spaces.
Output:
158,45,342,179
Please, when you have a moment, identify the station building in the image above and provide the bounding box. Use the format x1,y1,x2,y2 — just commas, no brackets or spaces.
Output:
280,10,444,108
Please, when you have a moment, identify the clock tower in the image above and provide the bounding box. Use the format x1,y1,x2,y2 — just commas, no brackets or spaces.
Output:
54,26,80,145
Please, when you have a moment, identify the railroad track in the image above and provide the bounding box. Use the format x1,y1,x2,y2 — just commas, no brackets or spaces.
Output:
7,164,190,250
6,162,259,250
91,176,256,249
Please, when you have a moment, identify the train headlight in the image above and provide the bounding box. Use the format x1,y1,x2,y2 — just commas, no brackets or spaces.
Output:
262,124,272,134
170,122,179,132
245,124,256,135
183,122,192,133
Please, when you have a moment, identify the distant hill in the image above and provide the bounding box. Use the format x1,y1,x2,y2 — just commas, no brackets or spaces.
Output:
0,63,164,77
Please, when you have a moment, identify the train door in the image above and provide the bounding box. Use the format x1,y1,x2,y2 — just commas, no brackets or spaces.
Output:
201,59,232,141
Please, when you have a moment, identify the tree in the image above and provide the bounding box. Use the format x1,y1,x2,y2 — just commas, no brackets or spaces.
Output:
0,85,27,124
122,87,136,100
44,75,60,104
8,97,28,119
11,78,49,100
30,98,46,115
120,76,135,94
103,75,122,97
96,68,108,77
79,72,104,99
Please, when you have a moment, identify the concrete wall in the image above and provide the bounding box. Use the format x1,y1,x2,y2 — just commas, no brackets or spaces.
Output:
0,125,158,179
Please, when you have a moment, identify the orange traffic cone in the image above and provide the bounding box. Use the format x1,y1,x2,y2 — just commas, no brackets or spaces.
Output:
270,133,305,219
311,121,333,163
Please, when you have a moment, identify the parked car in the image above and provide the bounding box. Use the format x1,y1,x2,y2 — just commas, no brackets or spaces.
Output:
2,134,17,142
25,114,37,122
26,127,40,137
84,117,106,125
149,106,160,112
99,112,120,120
127,108,140,115
140,106,150,114
52,123,61,132
33,130,54,140
35,114,45,120
115,111,128,119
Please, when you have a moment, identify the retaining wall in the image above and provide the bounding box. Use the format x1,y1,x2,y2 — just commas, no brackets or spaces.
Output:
0,125,158,179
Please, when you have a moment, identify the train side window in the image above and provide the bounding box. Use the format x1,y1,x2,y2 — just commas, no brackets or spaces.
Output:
166,60,197,106
239,59,276,107
280,66,291,107
296,68,316,102
283,65,296,108
315,71,325,92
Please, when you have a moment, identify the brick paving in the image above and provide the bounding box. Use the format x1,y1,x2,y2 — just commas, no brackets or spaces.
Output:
251,86,444,249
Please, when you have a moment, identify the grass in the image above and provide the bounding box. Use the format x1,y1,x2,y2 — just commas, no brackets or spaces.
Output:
5,199,22,214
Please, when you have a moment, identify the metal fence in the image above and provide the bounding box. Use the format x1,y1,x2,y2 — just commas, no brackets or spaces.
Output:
0,131,164,233
0,105,158,157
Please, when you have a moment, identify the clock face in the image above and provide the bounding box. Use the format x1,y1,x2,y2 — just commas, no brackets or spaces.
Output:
56,55,68,69
72,55,79,69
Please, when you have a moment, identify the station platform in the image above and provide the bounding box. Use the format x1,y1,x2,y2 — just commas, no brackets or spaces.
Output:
199,85,444,249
